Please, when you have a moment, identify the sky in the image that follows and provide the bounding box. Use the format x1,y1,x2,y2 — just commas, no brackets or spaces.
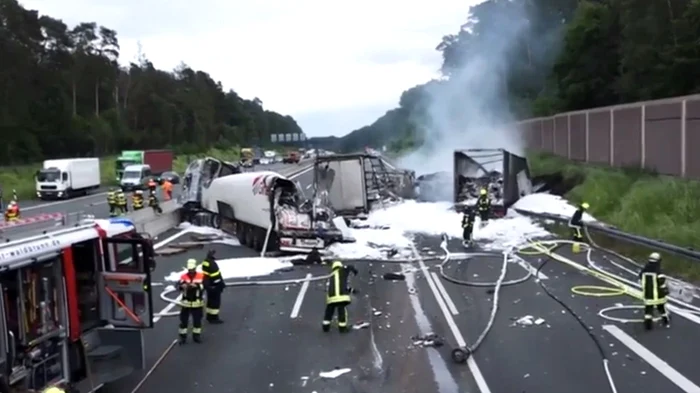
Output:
21,0,481,137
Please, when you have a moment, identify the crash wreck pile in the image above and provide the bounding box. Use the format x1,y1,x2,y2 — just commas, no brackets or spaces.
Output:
179,154,416,256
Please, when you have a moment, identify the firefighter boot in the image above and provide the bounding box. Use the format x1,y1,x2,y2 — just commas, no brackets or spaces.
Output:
179,334,187,345
339,326,350,333
572,243,581,253
322,322,331,332
644,319,653,330
662,315,670,327
193,334,202,343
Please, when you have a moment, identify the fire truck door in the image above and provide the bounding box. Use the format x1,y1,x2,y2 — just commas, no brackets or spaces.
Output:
98,237,154,328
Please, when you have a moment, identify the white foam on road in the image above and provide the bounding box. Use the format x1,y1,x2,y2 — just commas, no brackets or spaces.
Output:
176,222,241,246
512,193,597,221
165,256,293,282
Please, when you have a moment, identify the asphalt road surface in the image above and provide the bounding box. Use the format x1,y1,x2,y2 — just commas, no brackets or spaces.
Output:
108,161,700,393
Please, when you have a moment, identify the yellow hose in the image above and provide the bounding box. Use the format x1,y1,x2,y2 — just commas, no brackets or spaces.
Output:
571,285,625,297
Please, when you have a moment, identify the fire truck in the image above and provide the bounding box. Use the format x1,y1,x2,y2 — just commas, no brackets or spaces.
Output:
0,218,156,392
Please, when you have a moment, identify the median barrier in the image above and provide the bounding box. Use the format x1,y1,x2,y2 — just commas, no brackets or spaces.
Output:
125,200,181,237
514,208,700,261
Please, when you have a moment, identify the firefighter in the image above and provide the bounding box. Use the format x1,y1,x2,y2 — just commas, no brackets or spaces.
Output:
461,208,476,246
476,188,491,221
200,250,225,324
178,258,205,344
568,202,589,253
639,252,670,330
4,201,19,222
322,260,358,333
116,189,128,215
107,188,118,217
132,190,145,210
148,189,162,214
162,178,173,201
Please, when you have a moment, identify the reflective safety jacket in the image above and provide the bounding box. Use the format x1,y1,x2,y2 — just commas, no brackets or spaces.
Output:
116,192,127,206
461,214,474,229
132,195,144,209
107,191,116,204
326,265,358,304
640,263,668,305
179,271,205,308
200,258,224,290
477,195,491,211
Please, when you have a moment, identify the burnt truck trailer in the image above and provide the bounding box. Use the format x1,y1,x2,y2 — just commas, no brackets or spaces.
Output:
453,148,533,216
181,157,342,253
312,153,415,217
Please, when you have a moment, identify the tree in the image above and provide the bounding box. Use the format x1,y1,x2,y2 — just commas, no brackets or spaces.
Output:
0,0,302,164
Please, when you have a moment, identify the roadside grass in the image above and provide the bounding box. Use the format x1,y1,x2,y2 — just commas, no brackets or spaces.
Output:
0,148,241,202
528,152,700,281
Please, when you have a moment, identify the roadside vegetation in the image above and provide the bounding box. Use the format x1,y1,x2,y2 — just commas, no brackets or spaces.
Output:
528,152,700,281
2,148,241,201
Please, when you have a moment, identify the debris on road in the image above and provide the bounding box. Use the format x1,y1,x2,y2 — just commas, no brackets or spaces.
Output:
383,272,405,281
511,315,547,327
319,368,352,378
412,333,444,347
353,321,370,330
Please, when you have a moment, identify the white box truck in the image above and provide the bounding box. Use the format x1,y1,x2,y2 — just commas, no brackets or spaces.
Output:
36,158,101,199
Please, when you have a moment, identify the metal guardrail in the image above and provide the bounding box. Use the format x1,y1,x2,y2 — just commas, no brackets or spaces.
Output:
513,208,700,261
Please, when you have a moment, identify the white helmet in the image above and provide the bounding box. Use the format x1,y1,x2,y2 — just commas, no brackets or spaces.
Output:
649,252,661,262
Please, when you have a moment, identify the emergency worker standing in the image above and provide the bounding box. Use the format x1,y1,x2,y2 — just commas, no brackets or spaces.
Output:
148,178,157,193
568,202,589,253
200,250,225,324
323,261,358,333
461,208,476,246
178,259,205,343
132,190,145,210
162,178,173,201
639,252,670,330
149,189,162,214
4,201,19,222
116,189,128,215
107,188,118,217
476,188,491,221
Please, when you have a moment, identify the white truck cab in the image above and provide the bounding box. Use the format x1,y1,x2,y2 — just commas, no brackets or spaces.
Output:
36,158,100,199
120,164,152,191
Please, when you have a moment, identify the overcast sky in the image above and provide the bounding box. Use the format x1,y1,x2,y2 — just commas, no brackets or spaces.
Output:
21,0,479,137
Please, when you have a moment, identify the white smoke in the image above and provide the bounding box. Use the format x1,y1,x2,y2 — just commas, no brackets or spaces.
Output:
398,1,540,176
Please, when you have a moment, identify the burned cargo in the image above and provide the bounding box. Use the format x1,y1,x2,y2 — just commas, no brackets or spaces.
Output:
453,149,532,216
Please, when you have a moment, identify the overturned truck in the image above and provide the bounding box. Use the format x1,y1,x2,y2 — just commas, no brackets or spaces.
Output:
312,153,415,217
453,149,533,216
181,157,342,253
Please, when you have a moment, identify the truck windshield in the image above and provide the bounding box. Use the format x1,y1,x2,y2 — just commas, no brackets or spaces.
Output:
117,160,138,170
123,170,141,179
37,169,60,182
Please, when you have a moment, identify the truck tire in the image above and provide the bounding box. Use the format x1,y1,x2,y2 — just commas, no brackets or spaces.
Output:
241,224,252,247
210,214,221,229
251,227,261,251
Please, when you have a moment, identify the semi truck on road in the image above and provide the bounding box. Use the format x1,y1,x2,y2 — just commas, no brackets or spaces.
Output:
115,150,173,180
35,158,101,200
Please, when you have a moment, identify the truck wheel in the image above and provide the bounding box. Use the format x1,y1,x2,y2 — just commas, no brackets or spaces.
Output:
210,214,221,229
251,227,261,251
241,224,251,247
235,221,244,239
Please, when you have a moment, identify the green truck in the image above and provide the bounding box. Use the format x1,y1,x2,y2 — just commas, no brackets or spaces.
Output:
115,149,174,180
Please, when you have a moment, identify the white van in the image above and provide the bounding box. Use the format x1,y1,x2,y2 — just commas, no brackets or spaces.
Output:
120,164,152,191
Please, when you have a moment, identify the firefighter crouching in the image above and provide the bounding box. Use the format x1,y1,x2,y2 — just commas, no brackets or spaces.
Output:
132,190,145,210
4,200,19,221
178,259,205,344
323,261,358,333
461,208,476,246
200,250,225,324
476,188,491,222
568,202,589,253
639,252,670,330
107,188,118,217
116,189,128,215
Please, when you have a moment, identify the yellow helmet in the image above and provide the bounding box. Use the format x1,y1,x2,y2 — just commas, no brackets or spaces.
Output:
581,202,590,210
186,258,197,270
331,261,343,270
479,188,487,195
43,387,65,393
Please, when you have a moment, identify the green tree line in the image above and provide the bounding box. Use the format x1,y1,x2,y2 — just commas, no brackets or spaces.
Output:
0,0,302,165
312,0,700,153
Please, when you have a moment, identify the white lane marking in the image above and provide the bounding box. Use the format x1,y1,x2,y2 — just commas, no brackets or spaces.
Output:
430,272,459,315
24,192,108,211
603,325,700,392
410,244,491,393
512,255,549,280
290,273,312,319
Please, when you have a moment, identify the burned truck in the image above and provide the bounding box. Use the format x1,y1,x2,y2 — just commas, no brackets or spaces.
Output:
453,149,532,216
312,153,415,217
181,157,342,253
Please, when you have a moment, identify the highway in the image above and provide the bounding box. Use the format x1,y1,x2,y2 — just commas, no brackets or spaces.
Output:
97,161,700,393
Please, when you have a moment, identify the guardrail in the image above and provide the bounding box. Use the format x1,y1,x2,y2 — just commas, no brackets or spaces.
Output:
514,208,700,261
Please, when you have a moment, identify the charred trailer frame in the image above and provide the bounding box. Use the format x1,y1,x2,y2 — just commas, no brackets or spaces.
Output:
453,148,532,217
180,157,241,221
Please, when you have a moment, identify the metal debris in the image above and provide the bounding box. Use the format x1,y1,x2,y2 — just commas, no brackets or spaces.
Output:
319,368,351,379
412,333,444,347
353,322,370,330
383,272,405,281
511,315,546,326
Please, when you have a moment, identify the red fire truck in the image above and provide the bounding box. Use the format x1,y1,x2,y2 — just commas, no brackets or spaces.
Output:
0,218,156,392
